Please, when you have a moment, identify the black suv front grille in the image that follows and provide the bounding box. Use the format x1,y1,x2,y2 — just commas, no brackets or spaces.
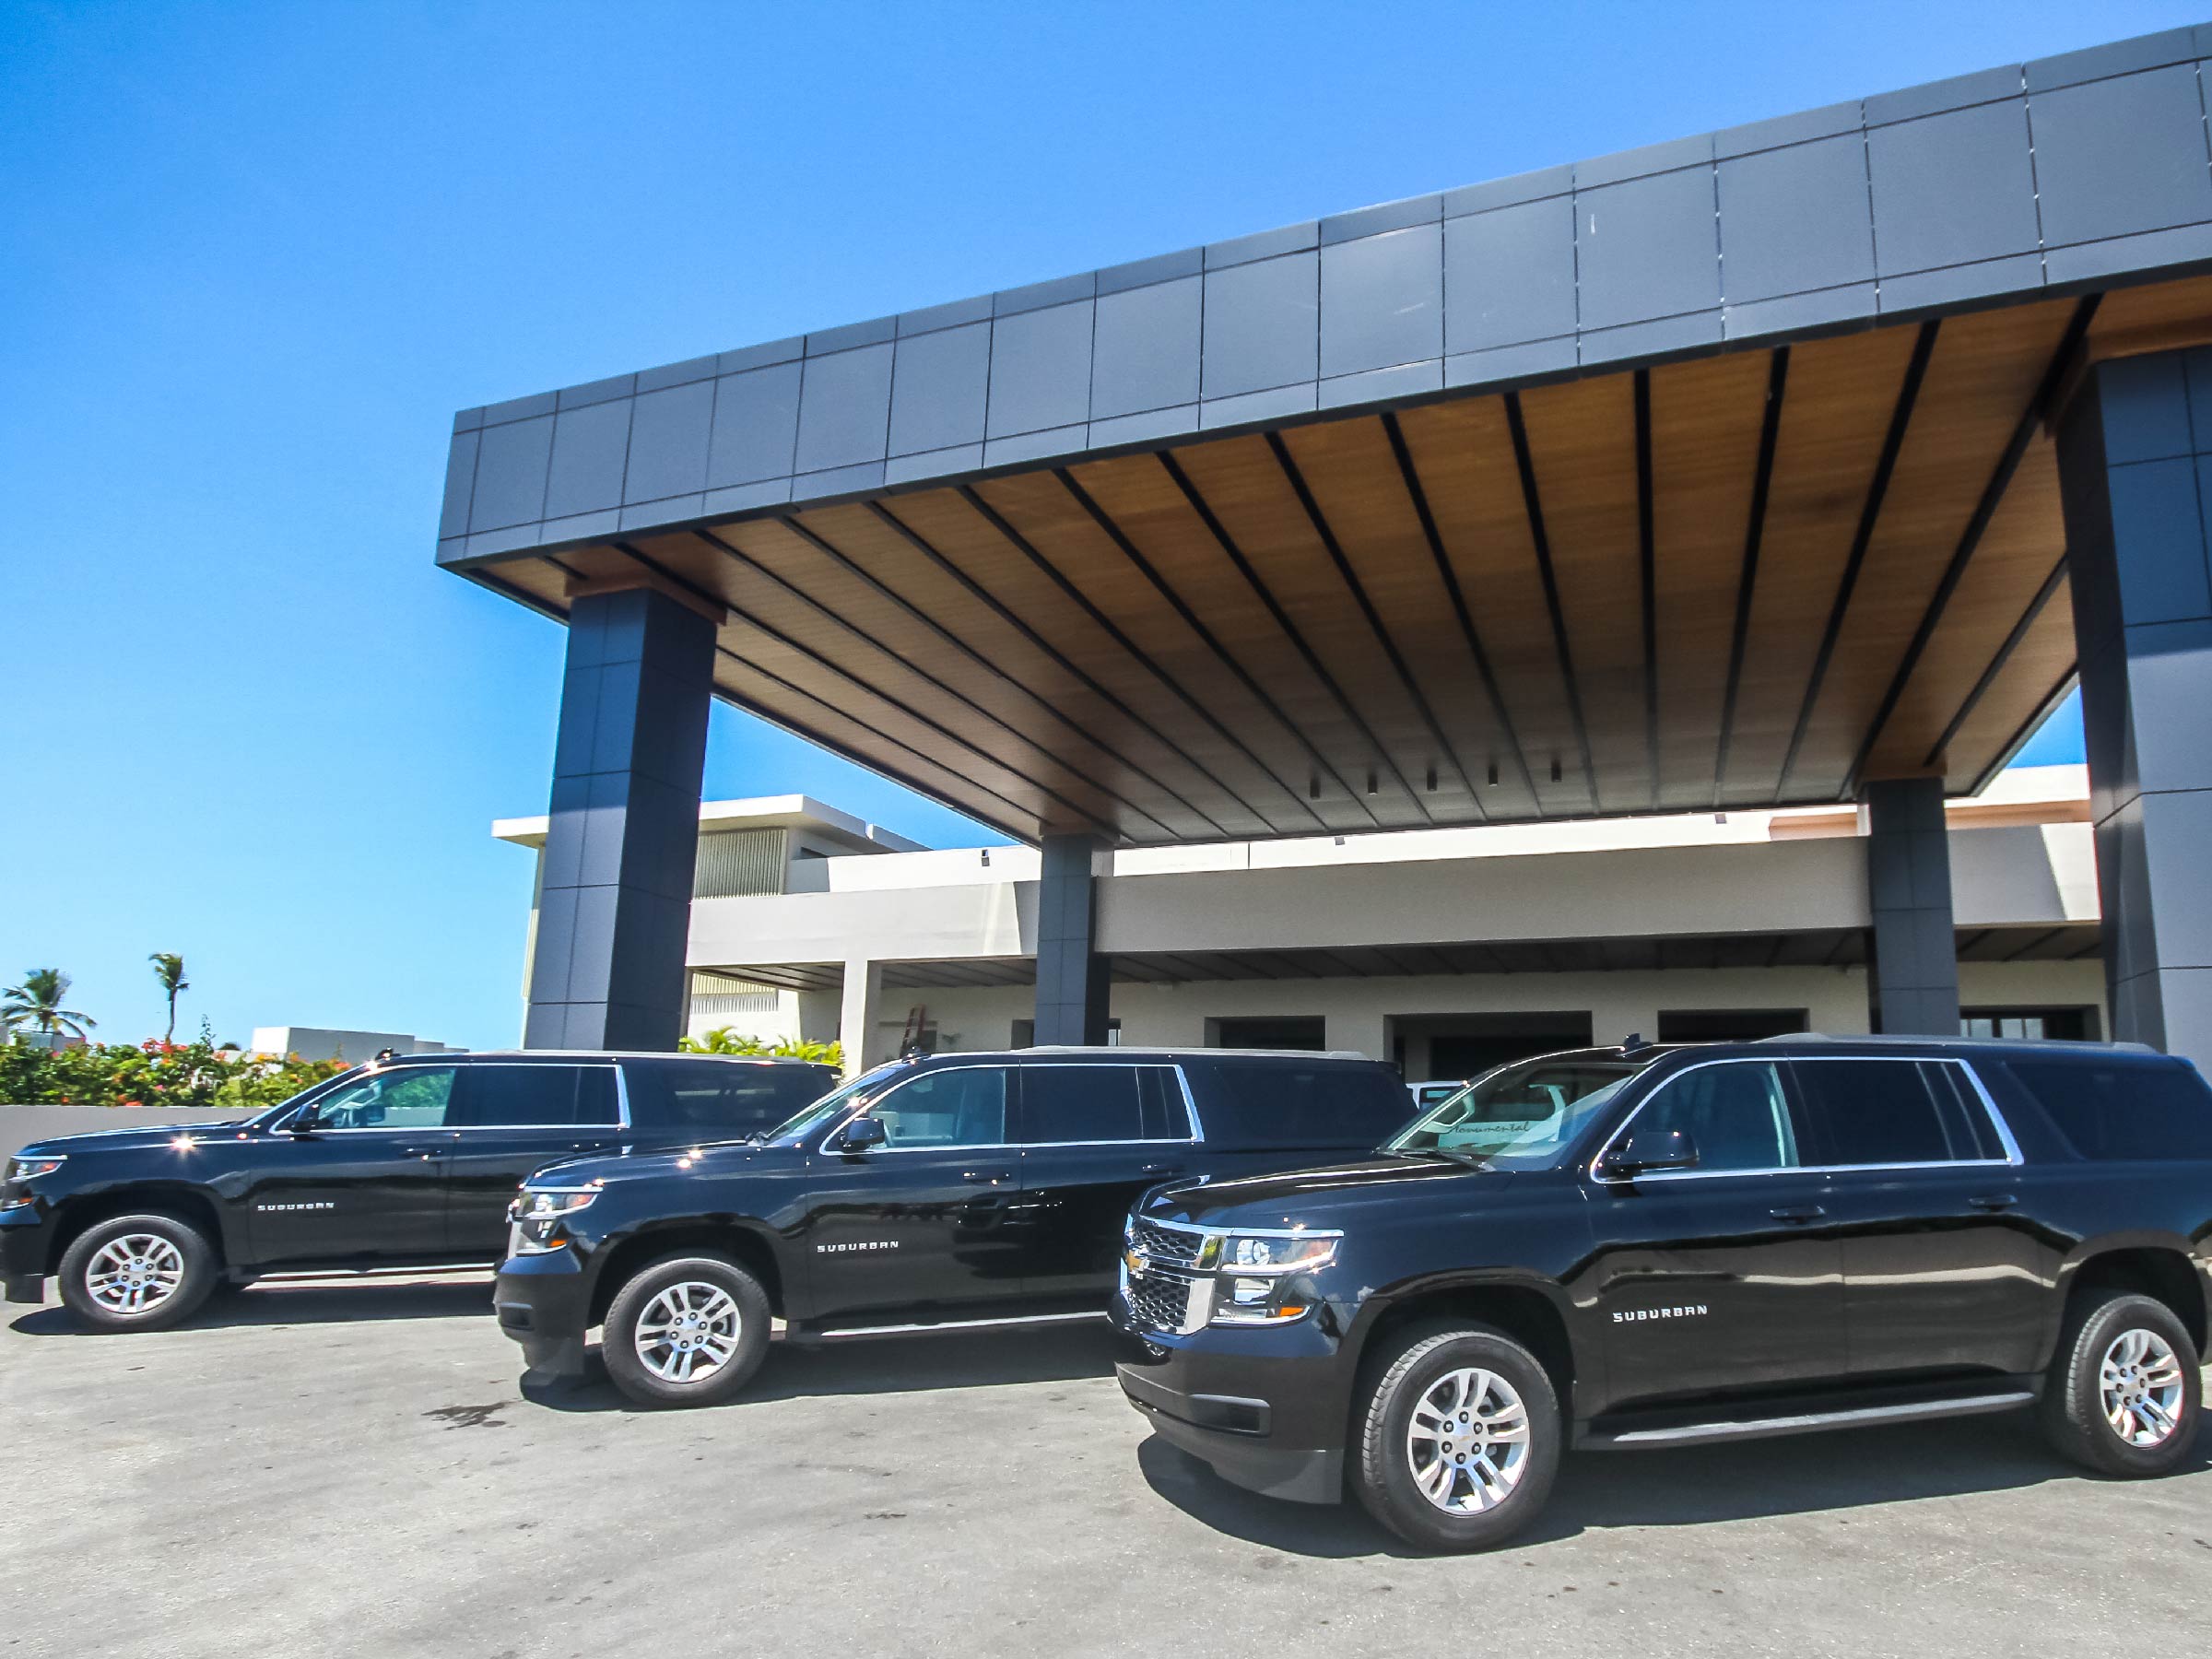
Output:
1130,1218,1205,1267
1129,1271,1194,1333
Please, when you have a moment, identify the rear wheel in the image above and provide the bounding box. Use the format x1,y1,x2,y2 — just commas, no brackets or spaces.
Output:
57,1213,220,1333
2040,1289,2201,1477
1352,1324,1562,1552
600,1253,771,1408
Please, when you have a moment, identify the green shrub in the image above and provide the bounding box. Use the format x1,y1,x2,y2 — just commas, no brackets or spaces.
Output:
678,1028,843,1068
0,1030,347,1112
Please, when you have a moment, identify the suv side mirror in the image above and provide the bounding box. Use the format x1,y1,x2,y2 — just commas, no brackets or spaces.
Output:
286,1107,322,1135
831,1115,887,1153
1601,1126,1698,1179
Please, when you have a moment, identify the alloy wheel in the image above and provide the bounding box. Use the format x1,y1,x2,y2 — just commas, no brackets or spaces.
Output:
1406,1366,1531,1512
85,1234,185,1315
2100,1327,2187,1447
634,1280,742,1384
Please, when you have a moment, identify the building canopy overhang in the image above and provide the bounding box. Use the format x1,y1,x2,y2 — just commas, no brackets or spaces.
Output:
439,26,2212,848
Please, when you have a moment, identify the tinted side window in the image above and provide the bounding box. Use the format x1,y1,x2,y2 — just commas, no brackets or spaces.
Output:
2004,1059,2212,1161
1638,1063,1798,1171
1792,1059,1961,1165
461,1065,620,1127
872,1068,1008,1147
313,1065,457,1129
622,1061,832,1134
1195,1062,1413,1150
1021,1065,1145,1143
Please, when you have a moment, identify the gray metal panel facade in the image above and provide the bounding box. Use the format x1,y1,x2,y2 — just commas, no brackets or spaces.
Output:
439,24,2212,568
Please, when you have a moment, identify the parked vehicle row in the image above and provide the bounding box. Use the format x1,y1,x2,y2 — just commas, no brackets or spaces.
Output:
5,1035,2209,1551
0,1052,836,1329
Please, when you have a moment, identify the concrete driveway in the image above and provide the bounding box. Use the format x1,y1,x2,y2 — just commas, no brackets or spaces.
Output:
3,1277,2207,1658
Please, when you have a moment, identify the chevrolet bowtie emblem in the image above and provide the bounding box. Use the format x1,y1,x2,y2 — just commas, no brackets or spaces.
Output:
1125,1248,1150,1279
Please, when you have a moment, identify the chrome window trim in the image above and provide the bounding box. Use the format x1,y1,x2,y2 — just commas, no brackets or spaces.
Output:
1174,1065,1206,1141
1588,1053,2027,1184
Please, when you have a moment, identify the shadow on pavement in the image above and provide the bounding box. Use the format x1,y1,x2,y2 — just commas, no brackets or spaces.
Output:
8,1277,493,1336
522,1319,1122,1412
1139,1410,2212,1558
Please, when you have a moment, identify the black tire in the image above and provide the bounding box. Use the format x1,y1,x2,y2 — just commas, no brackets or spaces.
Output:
2040,1289,2202,1477
56,1213,220,1333
1352,1324,1562,1552
600,1253,772,1409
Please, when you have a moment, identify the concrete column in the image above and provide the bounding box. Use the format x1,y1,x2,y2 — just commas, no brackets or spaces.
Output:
1862,776,1960,1035
840,959,883,1076
1325,1010,1389,1063
1033,833,1110,1045
2055,351,2212,1065
524,586,715,1051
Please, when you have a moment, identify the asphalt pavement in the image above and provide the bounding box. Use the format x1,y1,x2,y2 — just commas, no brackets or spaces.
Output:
3,1274,2207,1658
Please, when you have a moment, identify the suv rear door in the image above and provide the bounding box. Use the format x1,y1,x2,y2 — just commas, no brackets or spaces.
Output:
1583,1057,1847,1408
1787,1055,2050,1378
443,1063,625,1260
1017,1063,1194,1298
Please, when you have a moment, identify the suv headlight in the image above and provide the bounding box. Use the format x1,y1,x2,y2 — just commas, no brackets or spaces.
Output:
507,1185,600,1254
1,1154,65,1209
1211,1229,1340,1326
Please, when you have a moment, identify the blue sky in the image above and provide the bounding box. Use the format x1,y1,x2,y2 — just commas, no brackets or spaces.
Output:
1,2,2152,1050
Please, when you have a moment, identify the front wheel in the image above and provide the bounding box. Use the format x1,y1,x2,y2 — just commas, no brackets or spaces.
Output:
57,1213,220,1333
1352,1324,1562,1552
600,1253,771,1408
2040,1289,2201,1476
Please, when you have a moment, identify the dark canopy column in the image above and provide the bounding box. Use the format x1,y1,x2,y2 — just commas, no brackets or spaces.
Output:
525,583,716,1050
2055,351,2212,1065
1863,776,1960,1035
1033,833,1110,1045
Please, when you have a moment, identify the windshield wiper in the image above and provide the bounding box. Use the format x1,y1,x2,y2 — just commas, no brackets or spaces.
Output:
1420,1145,1494,1170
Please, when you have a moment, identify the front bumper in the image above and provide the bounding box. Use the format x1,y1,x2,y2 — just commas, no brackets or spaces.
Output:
491,1250,593,1378
0,1206,51,1301
1109,1282,1354,1505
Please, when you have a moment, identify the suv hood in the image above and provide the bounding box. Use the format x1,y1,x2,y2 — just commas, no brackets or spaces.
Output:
1144,1155,1516,1230
524,1137,808,1188
18,1119,259,1159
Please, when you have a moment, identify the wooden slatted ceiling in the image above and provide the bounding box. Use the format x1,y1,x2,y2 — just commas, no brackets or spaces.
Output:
1517,371,1646,809
471,284,2212,849
872,488,1275,837
1786,298,2078,795
1060,452,1413,830
1170,435,1463,823
1716,324,1927,802
1277,418,1542,819
963,469,1335,835
1390,397,1589,816
1650,350,1771,809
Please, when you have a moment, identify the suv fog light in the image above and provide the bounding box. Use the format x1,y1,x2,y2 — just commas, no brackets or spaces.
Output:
1230,1277,1273,1305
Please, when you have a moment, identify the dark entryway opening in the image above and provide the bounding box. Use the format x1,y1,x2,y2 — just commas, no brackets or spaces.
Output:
1391,1011,1594,1082
1961,1006,2100,1041
1656,1008,1810,1043
1206,1016,1327,1051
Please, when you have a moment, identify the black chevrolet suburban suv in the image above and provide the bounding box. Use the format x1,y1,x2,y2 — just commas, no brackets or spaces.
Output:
0,1051,837,1331
491,1047,1415,1407
1112,1037,2212,1550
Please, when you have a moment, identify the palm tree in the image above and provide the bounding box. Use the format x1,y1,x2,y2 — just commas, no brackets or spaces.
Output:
2,969,97,1045
149,953,189,1042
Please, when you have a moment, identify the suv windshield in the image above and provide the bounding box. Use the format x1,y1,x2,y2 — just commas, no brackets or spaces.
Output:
1383,1055,1655,1167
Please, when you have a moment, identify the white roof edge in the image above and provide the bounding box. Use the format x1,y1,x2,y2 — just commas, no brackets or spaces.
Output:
492,794,928,853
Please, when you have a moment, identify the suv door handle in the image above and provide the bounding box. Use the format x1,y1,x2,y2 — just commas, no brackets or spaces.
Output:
1140,1162,1184,1177
1968,1193,2018,1211
1769,1205,1826,1224
962,1170,1013,1185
